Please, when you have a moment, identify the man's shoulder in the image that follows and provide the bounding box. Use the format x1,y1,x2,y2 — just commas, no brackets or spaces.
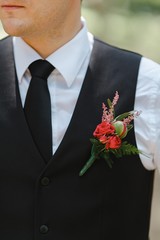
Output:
0,36,13,62
92,37,142,69
93,38,141,61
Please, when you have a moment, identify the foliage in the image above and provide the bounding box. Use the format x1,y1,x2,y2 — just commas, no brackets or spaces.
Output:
83,0,160,13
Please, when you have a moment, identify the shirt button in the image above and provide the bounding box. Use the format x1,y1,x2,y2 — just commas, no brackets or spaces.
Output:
40,225,49,234
41,177,50,186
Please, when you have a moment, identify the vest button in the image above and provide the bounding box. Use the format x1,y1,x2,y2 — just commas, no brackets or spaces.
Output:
41,177,50,186
40,225,49,234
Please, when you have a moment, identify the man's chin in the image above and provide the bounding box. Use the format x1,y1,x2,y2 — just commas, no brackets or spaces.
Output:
1,20,25,36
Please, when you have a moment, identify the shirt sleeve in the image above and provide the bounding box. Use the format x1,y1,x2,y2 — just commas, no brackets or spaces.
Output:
134,57,160,174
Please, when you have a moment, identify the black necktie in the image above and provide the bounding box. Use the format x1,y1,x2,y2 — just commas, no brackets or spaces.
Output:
24,59,55,162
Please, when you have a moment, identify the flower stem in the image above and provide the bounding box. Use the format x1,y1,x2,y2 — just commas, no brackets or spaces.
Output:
79,155,96,176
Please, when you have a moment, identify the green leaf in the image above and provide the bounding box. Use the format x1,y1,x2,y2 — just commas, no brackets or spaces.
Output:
107,98,112,108
114,111,131,121
127,124,133,132
92,143,99,155
110,149,123,158
116,142,141,156
103,154,113,168
90,138,99,144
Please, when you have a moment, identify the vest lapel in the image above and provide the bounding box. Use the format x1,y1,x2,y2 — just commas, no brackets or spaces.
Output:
0,37,17,105
0,37,46,168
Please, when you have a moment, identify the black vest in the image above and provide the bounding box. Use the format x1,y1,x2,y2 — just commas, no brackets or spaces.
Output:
0,37,154,240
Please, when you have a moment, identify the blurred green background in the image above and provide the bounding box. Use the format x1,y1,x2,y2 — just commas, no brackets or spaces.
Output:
0,0,160,239
82,0,160,61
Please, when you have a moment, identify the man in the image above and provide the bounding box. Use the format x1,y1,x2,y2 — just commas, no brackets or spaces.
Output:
0,0,159,240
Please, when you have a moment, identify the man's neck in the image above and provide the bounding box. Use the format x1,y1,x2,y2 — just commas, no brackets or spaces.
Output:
22,21,82,59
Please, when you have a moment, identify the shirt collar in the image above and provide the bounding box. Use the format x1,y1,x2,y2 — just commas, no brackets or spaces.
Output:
13,18,93,87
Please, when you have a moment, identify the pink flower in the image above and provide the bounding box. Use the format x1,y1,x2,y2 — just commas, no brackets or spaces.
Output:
102,91,119,123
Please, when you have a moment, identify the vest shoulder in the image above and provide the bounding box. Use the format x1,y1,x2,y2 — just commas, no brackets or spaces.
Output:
0,36,13,58
94,38,142,61
0,35,12,47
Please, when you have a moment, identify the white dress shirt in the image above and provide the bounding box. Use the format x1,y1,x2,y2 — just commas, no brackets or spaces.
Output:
13,19,160,173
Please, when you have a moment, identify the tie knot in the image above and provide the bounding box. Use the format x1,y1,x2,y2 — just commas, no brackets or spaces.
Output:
29,59,55,79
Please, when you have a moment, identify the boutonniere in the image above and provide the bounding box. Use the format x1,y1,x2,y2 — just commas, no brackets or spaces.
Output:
79,91,141,176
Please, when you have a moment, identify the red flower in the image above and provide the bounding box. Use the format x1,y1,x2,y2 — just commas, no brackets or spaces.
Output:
93,122,115,138
106,136,121,150
99,135,108,144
